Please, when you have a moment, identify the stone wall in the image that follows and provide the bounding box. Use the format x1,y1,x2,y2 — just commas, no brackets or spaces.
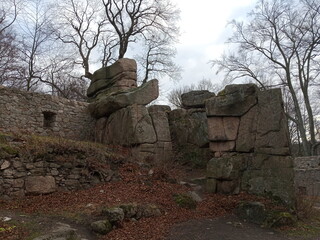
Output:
294,156,320,197
0,86,95,141
0,156,110,198
206,84,295,205
0,137,116,198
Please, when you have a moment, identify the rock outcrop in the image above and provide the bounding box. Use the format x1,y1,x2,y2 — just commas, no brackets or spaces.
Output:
168,90,214,167
181,90,215,109
88,79,159,118
206,84,295,205
87,58,137,102
88,59,172,163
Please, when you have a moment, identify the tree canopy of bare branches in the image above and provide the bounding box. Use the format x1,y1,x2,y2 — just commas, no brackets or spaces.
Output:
212,0,320,156
102,0,179,59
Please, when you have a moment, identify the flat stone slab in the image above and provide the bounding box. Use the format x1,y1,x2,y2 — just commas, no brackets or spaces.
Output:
88,79,159,118
206,84,258,117
181,90,215,108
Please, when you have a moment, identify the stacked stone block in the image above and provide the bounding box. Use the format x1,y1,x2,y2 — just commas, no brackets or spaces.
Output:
206,84,295,204
88,59,172,163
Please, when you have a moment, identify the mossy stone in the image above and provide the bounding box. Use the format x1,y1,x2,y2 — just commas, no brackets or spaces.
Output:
173,193,197,209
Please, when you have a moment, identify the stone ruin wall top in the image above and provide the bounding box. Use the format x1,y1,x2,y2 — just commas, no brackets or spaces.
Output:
0,86,95,141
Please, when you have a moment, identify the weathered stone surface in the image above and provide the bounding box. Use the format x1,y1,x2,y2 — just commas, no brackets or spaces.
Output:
207,155,247,180
1,160,11,170
103,104,157,146
241,167,295,205
87,73,138,101
120,203,138,219
207,117,240,141
217,179,240,194
206,84,259,117
187,191,202,202
136,204,162,219
181,90,215,108
33,222,79,240
92,58,137,81
148,105,171,142
236,106,258,152
148,105,171,113
0,87,94,142
188,111,209,148
255,89,290,155
249,154,294,170
25,176,56,195
236,202,267,225
91,220,113,235
168,109,187,121
131,142,172,162
206,178,217,193
88,79,159,118
87,58,138,99
94,117,108,143
209,141,236,153
169,109,209,148
102,207,125,223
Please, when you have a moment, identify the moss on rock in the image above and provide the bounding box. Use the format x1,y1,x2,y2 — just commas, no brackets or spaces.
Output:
173,193,197,209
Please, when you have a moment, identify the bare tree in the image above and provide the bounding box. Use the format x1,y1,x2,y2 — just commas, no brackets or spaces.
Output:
18,0,55,91
0,28,22,88
102,0,179,59
0,0,19,35
136,33,181,84
0,0,24,88
56,0,107,80
212,0,320,156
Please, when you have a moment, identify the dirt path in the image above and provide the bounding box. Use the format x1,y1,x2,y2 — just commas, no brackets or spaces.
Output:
0,210,96,240
166,215,319,240
2,210,320,240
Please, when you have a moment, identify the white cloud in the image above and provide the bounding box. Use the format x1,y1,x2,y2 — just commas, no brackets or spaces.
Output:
155,0,256,104
167,0,255,85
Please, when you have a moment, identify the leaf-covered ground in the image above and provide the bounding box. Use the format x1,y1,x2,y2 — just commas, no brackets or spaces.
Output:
0,162,268,240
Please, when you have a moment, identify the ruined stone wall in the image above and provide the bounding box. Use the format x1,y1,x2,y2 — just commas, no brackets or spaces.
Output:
0,136,116,198
0,86,95,141
294,156,320,197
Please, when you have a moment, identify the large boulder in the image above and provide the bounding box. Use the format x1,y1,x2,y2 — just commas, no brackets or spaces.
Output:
181,90,215,109
88,79,159,118
131,141,173,162
92,58,137,81
25,176,56,195
87,58,137,100
206,84,259,117
91,220,113,235
241,155,295,205
148,105,171,142
236,105,258,153
254,89,291,155
207,155,248,180
102,104,157,146
101,207,125,223
169,109,209,148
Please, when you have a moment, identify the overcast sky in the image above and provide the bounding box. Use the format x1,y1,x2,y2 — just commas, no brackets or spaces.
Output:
158,0,256,100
